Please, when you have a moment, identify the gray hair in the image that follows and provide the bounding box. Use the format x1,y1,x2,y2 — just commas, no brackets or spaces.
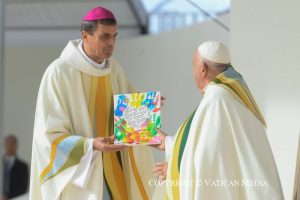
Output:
202,58,229,73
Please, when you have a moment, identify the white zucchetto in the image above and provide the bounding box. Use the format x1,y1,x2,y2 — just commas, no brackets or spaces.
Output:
198,41,231,64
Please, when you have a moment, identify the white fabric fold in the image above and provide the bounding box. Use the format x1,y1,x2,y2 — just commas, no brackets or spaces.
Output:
165,136,174,162
166,85,284,200
71,139,97,189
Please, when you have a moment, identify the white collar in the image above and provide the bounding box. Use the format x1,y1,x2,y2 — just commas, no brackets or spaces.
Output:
78,41,106,69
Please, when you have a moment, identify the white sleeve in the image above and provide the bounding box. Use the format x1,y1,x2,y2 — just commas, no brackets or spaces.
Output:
70,138,99,189
165,136,175,161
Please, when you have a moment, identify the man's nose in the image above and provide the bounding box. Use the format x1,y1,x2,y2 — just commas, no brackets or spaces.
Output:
107,37,115,46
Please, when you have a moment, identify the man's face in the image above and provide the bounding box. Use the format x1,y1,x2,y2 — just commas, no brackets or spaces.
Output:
5,138,17,156
193,51,205,92
83,23,118,63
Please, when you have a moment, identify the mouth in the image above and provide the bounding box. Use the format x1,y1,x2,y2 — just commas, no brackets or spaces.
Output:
104,49,113,54
104,46,113,51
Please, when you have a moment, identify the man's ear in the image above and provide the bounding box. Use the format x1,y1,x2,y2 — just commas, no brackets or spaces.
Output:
81,31,88,43
201,62,208,77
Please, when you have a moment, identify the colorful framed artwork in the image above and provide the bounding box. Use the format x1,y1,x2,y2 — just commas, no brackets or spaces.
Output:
113,91,161,145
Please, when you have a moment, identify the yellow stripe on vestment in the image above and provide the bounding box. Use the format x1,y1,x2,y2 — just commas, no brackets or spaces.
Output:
168,117,190,200
88,76,99,129
96,75,128,200
128,148,149,200
216,75,266,126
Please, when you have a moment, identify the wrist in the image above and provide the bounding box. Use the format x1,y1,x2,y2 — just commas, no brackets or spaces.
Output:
92,138,98,150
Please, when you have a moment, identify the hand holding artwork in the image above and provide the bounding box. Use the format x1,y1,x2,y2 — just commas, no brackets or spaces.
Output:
153,162,168,180
160,96,166,107
150,128,167,151
93,136,127,152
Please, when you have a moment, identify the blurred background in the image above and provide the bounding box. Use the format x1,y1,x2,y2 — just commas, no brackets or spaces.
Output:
0,0,299,199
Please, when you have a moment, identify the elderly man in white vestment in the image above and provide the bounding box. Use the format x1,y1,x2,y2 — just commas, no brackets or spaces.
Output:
30,6,156,200
152,41,284,200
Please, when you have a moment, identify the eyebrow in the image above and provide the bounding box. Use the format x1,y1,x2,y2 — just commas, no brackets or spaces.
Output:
101,32,118,36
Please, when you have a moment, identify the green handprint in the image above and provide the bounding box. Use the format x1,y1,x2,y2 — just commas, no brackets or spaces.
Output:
146,120,157,136
151,113,161,128
114,118,127,140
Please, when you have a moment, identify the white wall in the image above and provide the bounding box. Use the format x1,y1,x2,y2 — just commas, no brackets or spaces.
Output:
231,1,300,199
3,14,229,164
3,47,61,162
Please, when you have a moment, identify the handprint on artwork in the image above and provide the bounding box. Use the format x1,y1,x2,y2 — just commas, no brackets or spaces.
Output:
146,120,157,136
142,92,160,111
127,131,140,144
151,113,161,128
115,95,128,116
130,93,145,108
114,118,127,140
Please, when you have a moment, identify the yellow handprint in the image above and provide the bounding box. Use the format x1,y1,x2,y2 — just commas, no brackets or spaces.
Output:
130,93,145,108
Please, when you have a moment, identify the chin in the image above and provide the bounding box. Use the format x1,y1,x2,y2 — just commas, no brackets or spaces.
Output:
104,52,113,58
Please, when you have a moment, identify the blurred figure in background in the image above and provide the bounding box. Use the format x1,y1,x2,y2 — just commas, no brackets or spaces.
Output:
2,135,28,200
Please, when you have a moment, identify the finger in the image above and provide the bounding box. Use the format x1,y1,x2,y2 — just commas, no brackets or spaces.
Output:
105,149,126,152
148,143,160,148
109,135,115,140
154,162,165,166
103,144,127,152
154,163,167,171
104,147,127,152
108,144,127,149
153,165,164,171
153,166,163,170
153,171,163,177
103,136,115,143
160,96,166,106
153,167,163,172
102,137,112,141
153,168,164,174
156,129,166,136
153,168,164,175
158,175,167,180
158,171,166,176
153,169,166,178
153,165,165,172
